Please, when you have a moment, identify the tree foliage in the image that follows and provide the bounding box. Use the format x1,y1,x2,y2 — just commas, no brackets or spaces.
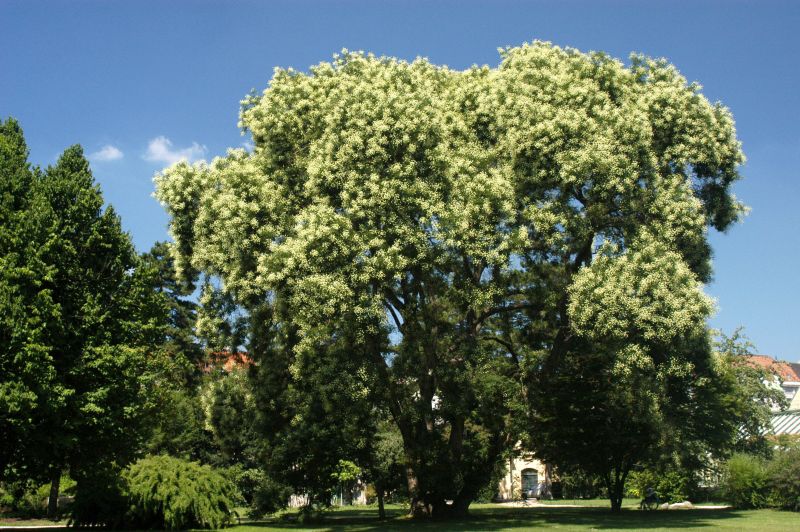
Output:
155,42,744,516
0,119,54,478
140,241,205,385
0,119,168,514
206,368,259,467
713,329,788,456
249,328,376,508
364,419,407,517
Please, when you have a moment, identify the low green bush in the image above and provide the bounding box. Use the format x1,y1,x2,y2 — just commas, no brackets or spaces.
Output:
626,469,657,499
0,480,47,518
557,469,605,499
0,476,76,519
723,453,770,509
768,447,800,511
0,484,13,511
251,474,292,516
124,455,238,529
628,468,694,503
70,470,128,528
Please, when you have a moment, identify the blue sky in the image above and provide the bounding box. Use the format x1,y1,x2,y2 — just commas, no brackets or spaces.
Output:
2,0,798,361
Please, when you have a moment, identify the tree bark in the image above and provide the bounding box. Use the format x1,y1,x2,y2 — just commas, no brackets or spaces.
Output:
543,463,553,500
405,464,429,517
377,489,386,520
47,470,60,520
605,465,629,513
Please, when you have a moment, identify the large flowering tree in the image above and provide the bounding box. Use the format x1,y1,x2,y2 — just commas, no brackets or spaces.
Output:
155,42,744,516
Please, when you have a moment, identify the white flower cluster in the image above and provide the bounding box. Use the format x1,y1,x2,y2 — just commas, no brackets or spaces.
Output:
155,42,743,361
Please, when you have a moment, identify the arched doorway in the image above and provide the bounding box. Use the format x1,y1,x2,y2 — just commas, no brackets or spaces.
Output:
521,468,539,499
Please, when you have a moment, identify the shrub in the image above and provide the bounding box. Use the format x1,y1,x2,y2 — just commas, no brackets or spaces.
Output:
223,465,257,506
723,453,770,509
768,447,800,511
70,470,128,528
0,483,13,512
626,469,658,499
657,469,695,503
557,469,605,499
251,475,292,516
0,476,75,519
2,480,48,518
124,455,238,529
474,461,506,503
628,467,694,503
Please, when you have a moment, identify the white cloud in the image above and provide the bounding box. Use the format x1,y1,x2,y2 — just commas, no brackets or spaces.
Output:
144,136,206,165
89,144,124,162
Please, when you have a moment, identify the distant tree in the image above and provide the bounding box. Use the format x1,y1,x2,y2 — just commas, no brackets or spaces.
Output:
155,43,744,516
713,329,788,456
140,241,217,463
206,367,259,466
364,419,407,519
196,282,249,355
140,241,204,384
249,325,376,510
146,387,214,462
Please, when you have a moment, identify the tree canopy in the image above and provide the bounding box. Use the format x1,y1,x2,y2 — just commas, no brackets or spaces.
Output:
0,119,168,516
155,42,745,515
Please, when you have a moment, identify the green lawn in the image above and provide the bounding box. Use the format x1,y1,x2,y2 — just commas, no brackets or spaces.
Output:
534,498,727,508
229,503,799,532
2,503,797,531
535,498,641,507
0,517,66,527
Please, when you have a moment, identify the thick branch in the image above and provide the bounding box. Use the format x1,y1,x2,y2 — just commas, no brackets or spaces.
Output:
571,236,594,272
384,300,403,332
480,335,520,366
367,346,412,444
384,289,406,311
475,301,539,330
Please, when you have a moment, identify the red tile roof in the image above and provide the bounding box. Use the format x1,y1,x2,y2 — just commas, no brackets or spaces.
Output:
203,350,253,373
746,354,800,382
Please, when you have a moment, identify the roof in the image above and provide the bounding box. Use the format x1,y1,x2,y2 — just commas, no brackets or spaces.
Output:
745,354,800,382
203,350,253,373
771,410,800,436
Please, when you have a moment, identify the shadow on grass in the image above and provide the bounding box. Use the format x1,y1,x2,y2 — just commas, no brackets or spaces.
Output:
239,505,745,531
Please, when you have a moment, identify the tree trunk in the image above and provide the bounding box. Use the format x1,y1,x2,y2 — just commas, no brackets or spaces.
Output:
605,465,628,513
47,470,60,520
542,463,553,500
377,490,386,520
450,495,472,518
405,464,429,517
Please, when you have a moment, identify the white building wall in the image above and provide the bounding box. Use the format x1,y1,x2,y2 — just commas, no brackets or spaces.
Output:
497,455,548,500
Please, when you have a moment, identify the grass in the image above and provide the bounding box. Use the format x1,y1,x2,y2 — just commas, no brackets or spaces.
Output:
0,517,66,527
535,498,641,507
227,502,800,532
3,502,796,531
534,498,727,507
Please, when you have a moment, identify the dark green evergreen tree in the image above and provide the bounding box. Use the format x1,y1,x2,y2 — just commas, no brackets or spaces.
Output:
0,120,168,518
140,241,205,384
0,118,59,483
